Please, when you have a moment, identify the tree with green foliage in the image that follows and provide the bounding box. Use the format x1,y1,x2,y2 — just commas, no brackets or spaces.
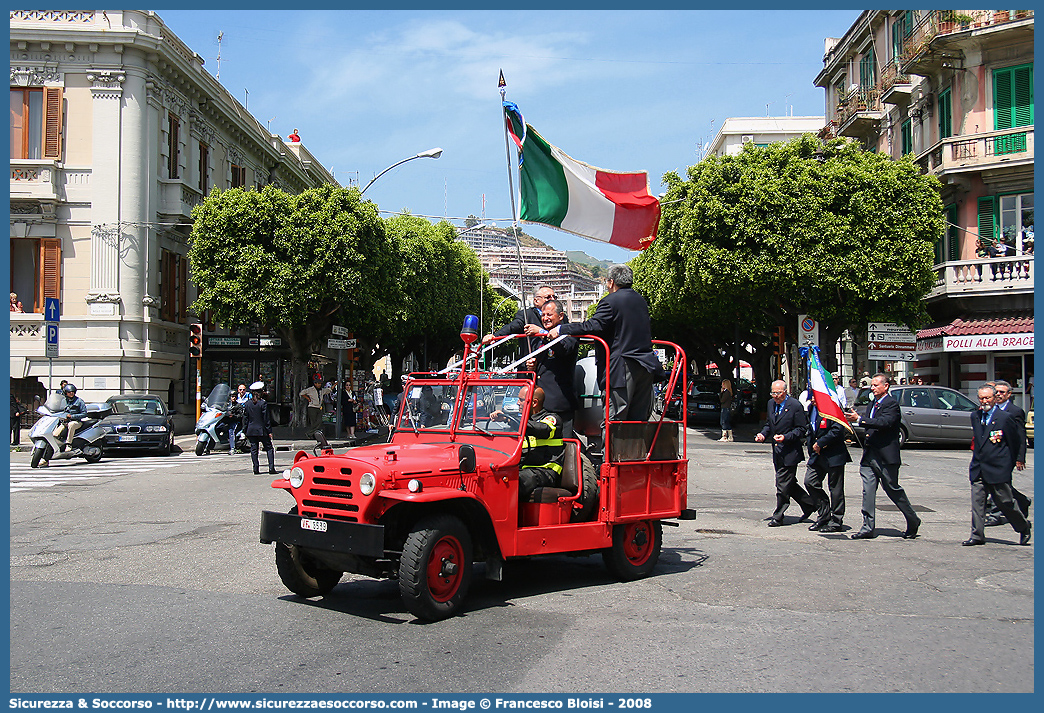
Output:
188,184,398,428
634,135,943,394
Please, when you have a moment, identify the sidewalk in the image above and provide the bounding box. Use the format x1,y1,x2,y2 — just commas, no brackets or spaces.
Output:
173,427,389,453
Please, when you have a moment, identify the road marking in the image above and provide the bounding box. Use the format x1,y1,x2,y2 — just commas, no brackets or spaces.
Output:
10,456,184,493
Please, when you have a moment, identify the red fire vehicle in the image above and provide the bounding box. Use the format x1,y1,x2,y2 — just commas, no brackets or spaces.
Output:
260,317,693,620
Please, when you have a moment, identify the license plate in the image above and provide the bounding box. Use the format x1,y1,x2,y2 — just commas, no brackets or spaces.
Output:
118,435,138,442
300,518,328,533
698,404,715,410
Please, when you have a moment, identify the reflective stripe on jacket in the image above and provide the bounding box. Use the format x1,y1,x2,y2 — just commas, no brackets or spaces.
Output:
522,411,565,474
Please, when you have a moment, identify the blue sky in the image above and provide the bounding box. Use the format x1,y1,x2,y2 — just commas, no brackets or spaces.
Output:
158,9,861,262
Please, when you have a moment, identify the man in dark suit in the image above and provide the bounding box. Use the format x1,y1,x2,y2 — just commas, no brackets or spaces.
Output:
523,299,579,439
243,383,278,475
803,393,851,533
549,264,660,423
985,379,1031,525
844,373,921,540
481,284,557,356
965,384,1031,546
755,381,817,527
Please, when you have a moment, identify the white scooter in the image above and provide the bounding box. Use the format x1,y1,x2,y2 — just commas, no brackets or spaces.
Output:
28,393,112,468
194,383,247,456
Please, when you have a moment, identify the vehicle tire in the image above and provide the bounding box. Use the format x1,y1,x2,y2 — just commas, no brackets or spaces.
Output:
82,446,103,464
571,452,600,523
275,542,342,598
602,520,662,581
30,443,51,469
398,514,473,621
194,439,208,457
898,426,909,449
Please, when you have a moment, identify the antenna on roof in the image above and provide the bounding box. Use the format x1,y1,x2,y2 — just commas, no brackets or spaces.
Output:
215,31,223,80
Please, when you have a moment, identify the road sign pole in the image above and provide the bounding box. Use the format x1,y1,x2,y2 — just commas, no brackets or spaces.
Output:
335,350,343,438
48,357,53,394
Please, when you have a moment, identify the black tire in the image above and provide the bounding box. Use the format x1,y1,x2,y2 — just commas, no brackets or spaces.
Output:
194,439,208,456
602,520,662,581
275,542,342,598
398,514,473,621
30,443,51,469
898,426,909,449
160,433,172,456
82,446,103,464
571,452,600,523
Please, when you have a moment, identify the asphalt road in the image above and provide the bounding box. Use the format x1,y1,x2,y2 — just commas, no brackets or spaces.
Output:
8,426,1034,693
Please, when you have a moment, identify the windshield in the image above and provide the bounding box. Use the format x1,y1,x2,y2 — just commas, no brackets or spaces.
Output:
454,382,527,435
397,383,459,431
205,383,231,408
109,397,166,416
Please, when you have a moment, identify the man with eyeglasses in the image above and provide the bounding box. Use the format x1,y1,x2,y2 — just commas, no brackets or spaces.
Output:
755,380,818,526
523,299,579,439
227,384,249,455
984,379,1031,525
482,284,559,355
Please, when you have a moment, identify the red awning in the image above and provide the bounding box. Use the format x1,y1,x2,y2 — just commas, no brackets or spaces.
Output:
917,312,1034,339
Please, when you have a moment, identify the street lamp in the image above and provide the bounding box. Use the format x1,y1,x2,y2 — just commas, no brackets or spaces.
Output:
360,147,443,194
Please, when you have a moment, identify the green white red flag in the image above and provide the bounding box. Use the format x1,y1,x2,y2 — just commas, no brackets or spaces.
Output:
802,346,855,434
503,101,660,251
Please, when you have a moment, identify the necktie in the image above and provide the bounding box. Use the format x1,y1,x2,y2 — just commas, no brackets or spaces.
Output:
775,402,782,416
870,399,877,419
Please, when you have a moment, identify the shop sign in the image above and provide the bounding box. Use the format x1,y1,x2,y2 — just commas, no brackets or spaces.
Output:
916,337,944,355
943,333,1034,351
206,336,242,347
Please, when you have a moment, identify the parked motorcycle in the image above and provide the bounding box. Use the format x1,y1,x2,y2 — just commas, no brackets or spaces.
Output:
28,393,112,468
194,383,247,456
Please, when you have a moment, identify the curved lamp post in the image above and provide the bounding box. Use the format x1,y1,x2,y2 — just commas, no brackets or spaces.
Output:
360,147,443,194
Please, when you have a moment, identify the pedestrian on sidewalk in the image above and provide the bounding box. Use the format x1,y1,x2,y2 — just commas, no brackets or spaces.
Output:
340,382,357,438
844,373,921,540
754,380,817,526
11,393,25,446
718,379,734,442
243,382,277,475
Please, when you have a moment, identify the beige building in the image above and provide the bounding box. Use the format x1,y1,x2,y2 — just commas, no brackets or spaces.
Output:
815,10,1033,405
706,116,826,157
10,10,336,422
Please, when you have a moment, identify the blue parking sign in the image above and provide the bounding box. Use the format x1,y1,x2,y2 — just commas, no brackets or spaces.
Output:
45,322,59,358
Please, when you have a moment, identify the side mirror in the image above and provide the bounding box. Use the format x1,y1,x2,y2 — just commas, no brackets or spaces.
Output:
458,444,477,473
168,409,177,415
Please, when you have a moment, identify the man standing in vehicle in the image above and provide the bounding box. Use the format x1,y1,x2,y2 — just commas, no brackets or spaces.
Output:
845,373,921,540
491,385,565,504
524,299,579,439
481,284,557,355
755,381,817,526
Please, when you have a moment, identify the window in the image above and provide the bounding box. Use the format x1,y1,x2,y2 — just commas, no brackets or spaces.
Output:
859,52,876,89
999,193,1034,255
9,237,61,313
933,388,976,412
899,388,933,409
10,87,62,160
936,205,959,264
993,63,1033,129
900,118,913,155
938,88,952,140
167,113,180,179
198,142,209,194
892,11,914,60
160,248,188,322
230,163,246,189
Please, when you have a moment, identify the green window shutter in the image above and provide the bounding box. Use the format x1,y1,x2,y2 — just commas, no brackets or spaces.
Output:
938,89,952,139
947,205,959,261
977,196,997,247
995,64,1034,129
1013,64,1033,127
901,119,913,154
994,69,1013,129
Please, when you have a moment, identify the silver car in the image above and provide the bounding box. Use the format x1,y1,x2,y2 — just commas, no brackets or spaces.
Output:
853,385,978,447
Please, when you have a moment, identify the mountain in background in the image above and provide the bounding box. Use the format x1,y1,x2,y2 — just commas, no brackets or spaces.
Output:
463,218,606,278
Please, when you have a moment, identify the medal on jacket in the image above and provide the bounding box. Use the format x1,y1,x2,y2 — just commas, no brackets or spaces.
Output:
989,429,1003,443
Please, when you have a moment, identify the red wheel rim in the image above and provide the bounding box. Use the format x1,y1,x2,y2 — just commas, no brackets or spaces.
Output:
621,522,653,566
426,535,464,602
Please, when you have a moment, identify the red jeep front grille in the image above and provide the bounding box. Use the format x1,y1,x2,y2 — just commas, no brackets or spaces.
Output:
299,464,360,522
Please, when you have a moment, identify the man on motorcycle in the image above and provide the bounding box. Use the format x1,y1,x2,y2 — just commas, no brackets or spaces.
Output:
58,384,89,450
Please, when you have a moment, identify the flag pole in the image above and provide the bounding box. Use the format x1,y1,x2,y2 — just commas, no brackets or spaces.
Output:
499,70,534,354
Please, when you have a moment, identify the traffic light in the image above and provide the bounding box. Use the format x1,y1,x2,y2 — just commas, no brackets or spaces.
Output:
189,323,203,358
771,326,785,356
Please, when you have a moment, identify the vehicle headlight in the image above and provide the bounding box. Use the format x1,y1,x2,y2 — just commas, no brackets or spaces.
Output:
407,478,423,493
153,425,167,432
359,472,376,496
288,466,305,489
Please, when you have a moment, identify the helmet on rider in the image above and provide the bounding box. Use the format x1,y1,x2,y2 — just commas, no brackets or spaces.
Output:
63,384,78,399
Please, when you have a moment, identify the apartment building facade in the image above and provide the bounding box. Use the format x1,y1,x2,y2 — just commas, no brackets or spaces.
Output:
706,116,826,157
815,10,1033,407
10,10,336,422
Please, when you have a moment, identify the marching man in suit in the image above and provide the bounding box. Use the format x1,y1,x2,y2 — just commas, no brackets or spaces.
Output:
963,384,1031,546
984,379,1031,525
845,373,921,540
804,390,851,533
755,380,817,527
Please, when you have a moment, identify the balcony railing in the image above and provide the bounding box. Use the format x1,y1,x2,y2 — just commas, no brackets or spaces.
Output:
879,60,911,99
835,87,883,130
927,254,1034,300
900,10,1034,69
917,128,1034,175
10,159,59,202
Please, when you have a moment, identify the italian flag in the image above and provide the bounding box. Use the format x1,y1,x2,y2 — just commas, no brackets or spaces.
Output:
805,346,855,434
503,102,661,251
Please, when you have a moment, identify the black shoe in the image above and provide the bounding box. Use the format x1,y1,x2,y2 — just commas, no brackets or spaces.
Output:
253,470,261,475
808,521,824,531
819,523,843,533
985,514,1007,527
850,530,876,540
798,508,815,523
1019,498,1031,518
767,519,783,527
1020,522,1032,546
962,538,985,546
268,469,279,474
903,519,921,539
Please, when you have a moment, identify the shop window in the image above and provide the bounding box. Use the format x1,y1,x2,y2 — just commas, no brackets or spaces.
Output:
167,113,180,179
160,248,188,322
10,87,62,160
9,237,60,313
